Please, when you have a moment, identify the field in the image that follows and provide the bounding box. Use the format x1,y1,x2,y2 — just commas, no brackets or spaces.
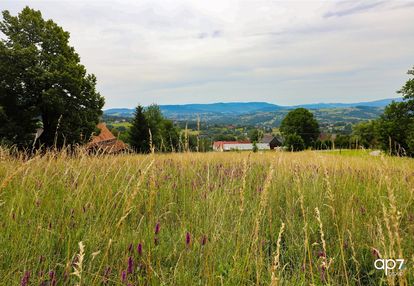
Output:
0,149,413,285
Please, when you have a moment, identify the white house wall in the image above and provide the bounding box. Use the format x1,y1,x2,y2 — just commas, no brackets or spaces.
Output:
222,143,270,151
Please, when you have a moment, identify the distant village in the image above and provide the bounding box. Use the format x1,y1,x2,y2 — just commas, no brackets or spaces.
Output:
89,123,285,153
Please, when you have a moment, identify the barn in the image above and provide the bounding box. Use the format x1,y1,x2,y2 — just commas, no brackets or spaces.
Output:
261,134,283,150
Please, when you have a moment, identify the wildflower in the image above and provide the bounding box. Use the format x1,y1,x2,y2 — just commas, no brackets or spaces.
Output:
186,232,191,247
103,267,111,284
20,271,30,286
318,251,326,258
201,235,207,246
63,270,69,281
320,264,326,283
155,222,160,235
121,270,127,283
49,271,56,286
137,243,143,256
127,256,134,274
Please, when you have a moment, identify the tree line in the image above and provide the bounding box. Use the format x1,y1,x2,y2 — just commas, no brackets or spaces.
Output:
317,66,414,156
278,66,414,156
128,104,211,153
1,7,414,157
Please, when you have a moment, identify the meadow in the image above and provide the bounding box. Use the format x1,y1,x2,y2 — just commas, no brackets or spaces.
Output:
0,149,413,285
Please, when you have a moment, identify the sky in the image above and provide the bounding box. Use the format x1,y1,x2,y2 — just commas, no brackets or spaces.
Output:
1,0,414,108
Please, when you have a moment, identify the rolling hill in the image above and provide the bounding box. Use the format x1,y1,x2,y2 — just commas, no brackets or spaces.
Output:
103,98,401,128
104,98,401,118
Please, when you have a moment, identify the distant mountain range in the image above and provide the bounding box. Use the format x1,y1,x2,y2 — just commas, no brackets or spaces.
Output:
104,98,402,118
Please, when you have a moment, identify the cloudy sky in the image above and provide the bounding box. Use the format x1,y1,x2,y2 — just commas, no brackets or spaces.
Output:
1,0,414,108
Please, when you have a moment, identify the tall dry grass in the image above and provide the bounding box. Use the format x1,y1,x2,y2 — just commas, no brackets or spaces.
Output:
0,148,413,285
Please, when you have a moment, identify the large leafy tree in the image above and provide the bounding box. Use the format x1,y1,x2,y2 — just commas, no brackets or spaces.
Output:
377,66,414,156
280,108,320,147
0,7,104,148
352,120,379,149
129,105,150,153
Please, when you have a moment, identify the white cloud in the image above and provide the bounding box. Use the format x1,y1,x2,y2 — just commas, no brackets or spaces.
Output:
1,0,413,107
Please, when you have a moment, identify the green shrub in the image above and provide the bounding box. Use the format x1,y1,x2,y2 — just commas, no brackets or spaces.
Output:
284,134,305,151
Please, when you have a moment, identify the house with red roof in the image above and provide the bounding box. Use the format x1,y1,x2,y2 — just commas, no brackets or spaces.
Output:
87,123,130,154
213,140,270,152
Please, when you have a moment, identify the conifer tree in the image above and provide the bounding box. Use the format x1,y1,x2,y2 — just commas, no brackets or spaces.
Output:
129,105,150,153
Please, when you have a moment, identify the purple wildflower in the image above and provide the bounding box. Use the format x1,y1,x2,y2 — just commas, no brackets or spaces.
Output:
155,222,160,235
137,243,143,256
127,256,134,274
20,271,30,286
63,270,69,281
186,232,191,247
49,271,56,286
121,270,127,283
